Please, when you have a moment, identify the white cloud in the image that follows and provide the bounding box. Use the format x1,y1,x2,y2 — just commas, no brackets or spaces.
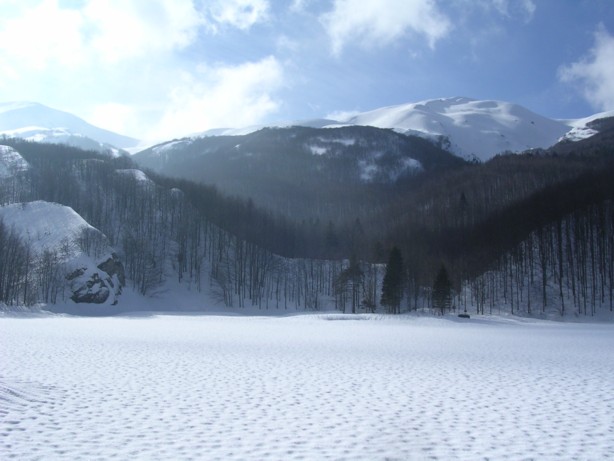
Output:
0,0,276,139
489,0,536,22
0,0,204,68
559,25,614,111
321,0,451,56
151,56,284,140
276,35,300,53
208,0,270,31
0,0,85,69
290,0,311,13
83,0,204,63
519,0,536,21
325,109,360,122
87,103,140,136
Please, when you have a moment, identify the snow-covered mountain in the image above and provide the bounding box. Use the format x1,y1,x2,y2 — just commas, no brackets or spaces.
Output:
0,101,139,153
337,97,571,161
0,201,124,306
134,125,463,222
180,97,608,161
4,98,610,162
193,118,339,138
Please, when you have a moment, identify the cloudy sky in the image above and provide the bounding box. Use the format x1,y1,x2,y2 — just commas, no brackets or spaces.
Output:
0,0,613,141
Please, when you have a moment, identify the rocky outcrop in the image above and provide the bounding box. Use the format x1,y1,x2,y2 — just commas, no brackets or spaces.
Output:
69,272,112,304
67,254,125,305
97,253,126,287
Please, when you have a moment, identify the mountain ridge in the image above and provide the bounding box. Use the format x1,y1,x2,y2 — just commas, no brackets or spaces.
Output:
172,96,610,161
2,98,612,161
0,101,139,151
339,97,572,160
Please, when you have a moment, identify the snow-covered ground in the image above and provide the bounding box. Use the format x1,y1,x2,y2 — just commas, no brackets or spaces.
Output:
2,314,613,460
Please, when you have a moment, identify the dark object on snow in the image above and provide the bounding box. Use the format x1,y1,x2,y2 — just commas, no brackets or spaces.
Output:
458,313,470,319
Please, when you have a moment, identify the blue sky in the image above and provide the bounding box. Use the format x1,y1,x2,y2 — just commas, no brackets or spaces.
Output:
0,0,613,140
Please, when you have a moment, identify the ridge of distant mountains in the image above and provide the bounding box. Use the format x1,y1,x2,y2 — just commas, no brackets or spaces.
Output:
189,97,614,161
0,101,139,154
1,98,613,161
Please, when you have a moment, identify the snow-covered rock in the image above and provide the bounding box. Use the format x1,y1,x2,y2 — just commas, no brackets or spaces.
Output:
0,201,124,305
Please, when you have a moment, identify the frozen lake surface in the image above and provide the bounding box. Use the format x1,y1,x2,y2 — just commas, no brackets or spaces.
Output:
2,314,614,460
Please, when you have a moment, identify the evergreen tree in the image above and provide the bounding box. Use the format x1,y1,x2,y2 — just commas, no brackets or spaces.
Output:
381,246,404,314
432,264,452,315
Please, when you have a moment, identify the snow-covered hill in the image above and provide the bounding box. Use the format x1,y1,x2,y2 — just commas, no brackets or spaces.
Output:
0,201,124,306
0,101,139,152
338,97,571,161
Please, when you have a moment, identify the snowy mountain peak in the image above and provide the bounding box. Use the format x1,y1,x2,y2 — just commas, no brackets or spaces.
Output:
342,97,571,161
0,101,43,114
0,101,139,150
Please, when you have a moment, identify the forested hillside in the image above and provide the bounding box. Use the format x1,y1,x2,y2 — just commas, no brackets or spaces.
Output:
1,116,614,317
0,139,374,312
134,126,465,223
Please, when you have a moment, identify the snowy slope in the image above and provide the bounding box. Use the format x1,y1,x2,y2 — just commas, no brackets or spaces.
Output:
0,201,124,305
0,145,29,179
116,168,153,185
0,101,139,150
0,201,93,255
561,109,614,141
1,126,126,157
341,97,571,161
193,118,338,138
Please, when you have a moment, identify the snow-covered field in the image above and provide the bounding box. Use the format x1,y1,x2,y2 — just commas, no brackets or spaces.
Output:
2,314,613,460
